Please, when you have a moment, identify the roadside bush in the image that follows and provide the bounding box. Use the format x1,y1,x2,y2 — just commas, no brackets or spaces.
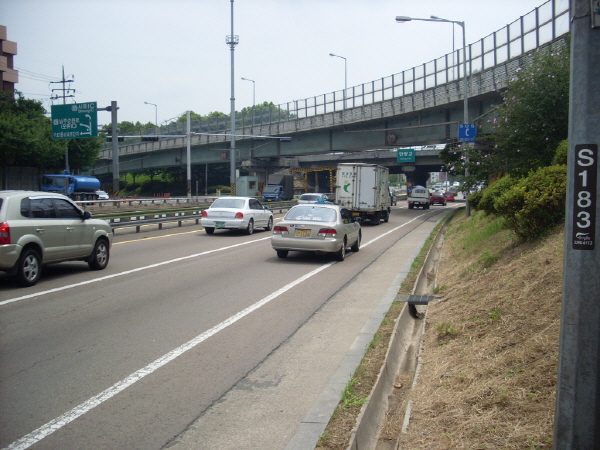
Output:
467,190,483,210
552,139,568,166
495,164,567,239
476,175,517,215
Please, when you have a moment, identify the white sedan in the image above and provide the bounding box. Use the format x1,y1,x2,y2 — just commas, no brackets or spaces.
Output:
271,203,361,261
201,197,273,235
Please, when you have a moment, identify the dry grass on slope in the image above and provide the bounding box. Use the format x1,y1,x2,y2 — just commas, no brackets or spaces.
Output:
399,212,563,449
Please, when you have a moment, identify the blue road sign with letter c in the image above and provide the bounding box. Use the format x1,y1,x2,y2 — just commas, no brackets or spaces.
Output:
458,124,476,143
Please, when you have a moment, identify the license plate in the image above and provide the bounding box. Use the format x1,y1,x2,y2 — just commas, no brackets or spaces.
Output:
352,212,360,216
215,221,225,227
295,229,311,237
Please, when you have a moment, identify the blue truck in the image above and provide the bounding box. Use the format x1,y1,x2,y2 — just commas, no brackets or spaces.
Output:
41,172,102,200
262,174,294,202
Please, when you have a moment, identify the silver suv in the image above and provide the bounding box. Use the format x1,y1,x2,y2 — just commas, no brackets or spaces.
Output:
0,191,113,287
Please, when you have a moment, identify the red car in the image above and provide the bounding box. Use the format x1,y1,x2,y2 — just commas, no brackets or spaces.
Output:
443,191,455,202
429,192,447,206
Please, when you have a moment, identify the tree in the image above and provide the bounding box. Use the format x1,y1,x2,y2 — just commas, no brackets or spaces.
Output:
440,41,570,181
0,91,66,171
66,137,103,171
485,45,569,176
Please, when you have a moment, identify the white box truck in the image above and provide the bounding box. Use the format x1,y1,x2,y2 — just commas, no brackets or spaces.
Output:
335,163,391,225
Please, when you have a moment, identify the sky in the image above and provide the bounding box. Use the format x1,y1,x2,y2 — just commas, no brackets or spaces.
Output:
1,0,563,127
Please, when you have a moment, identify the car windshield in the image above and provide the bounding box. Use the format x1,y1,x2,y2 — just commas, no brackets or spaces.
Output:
210,198,246,209
285,206,336,222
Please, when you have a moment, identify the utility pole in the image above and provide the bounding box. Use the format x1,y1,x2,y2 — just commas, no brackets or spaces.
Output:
554,0,600,448
50,66,74,172
186,110,192,197
227,0,239,191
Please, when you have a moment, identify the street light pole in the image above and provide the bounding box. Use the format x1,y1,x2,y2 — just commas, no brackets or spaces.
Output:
144,101,158,128
396,15,471,216
241,77,255,126
329,53,347,110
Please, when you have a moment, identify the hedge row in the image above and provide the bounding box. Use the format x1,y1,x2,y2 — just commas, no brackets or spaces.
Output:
468,164,567,240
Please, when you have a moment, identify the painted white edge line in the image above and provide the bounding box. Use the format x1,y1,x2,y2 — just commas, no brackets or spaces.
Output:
0,237,272,307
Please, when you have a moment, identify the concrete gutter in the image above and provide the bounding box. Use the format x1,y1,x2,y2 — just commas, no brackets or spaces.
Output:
345,208,459,450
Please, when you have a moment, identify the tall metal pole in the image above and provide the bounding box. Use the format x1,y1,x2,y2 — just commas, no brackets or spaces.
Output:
554,0,600,447
459,21,471,217
144,102,158,128
241,77,255,126
62,66,69,173
329,53,347,110
186,110,192,197
110,101,119,197
227,0,239,189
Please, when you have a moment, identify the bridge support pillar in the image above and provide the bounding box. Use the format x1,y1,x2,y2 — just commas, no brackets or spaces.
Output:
401,166,430,188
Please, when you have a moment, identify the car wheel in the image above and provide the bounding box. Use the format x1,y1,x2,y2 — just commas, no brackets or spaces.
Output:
408,204,413,209
88,238,110,270
276,250,288,258
205,227,215,235
245,219,254,235
15,248,42,287
351,232,361,252
334,239,346,261
265,216,273,231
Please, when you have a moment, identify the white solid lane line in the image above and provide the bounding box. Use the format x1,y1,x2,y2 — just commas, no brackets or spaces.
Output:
0,237,271,307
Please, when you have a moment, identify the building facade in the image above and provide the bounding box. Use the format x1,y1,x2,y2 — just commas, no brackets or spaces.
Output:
0,25,18,95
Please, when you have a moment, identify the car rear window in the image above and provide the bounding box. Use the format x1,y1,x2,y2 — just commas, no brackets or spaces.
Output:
211,198,245,209
286,206,336,222
300,194,321,201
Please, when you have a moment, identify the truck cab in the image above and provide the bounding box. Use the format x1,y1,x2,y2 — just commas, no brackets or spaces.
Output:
408,186,430,209
262,184,285,202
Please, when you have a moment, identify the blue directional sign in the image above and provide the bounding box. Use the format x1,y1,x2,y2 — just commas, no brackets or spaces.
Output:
458,123,477,143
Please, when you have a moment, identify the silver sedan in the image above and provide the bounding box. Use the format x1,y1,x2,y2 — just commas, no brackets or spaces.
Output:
271,203,361,261
201,197,273,235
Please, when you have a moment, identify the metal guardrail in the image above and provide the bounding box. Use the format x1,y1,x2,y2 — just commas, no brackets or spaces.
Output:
105,203,294,234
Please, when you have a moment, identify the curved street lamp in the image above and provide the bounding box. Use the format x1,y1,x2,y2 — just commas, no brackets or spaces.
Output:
241,77,256,126
396,14,470,216
329,53,347,110
144,101,158,128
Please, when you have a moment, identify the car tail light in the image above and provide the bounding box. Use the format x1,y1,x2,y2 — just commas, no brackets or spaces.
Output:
235,212,244,219
318,228,337,237
201,210,208,217
273,226,289,235
0,222,10,245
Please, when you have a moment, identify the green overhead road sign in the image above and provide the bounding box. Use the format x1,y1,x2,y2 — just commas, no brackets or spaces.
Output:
397,148,415,163
51,102,98,140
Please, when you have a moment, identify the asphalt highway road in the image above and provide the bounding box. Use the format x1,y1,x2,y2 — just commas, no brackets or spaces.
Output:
0,203,458,450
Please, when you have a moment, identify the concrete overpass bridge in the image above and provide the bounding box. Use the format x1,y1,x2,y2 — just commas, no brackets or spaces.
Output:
90,0,568,189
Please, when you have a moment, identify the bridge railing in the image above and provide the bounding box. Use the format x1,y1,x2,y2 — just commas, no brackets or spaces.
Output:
102,0,569,154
